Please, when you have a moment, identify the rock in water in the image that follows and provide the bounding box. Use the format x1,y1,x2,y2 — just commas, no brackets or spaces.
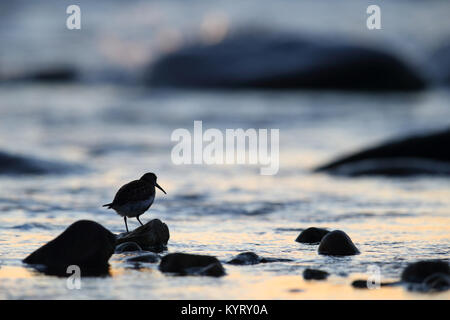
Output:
401,260,449,284
296,227,330,244
228,252,260,265
318,230,359,256
314,128,450,177
159,253,226,277
303,268,329,280
23,220,116,275
146,32,425,91
115,242,142,253
227,252,292,265
116,219,169,252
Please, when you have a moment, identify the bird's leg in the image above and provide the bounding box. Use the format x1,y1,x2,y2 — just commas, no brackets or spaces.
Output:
136,216,144,226
124,216,129,233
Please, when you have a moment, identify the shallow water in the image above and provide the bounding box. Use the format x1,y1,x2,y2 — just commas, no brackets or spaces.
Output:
0,84,449,299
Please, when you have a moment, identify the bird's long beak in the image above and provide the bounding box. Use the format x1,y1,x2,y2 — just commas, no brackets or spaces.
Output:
156,183,167,194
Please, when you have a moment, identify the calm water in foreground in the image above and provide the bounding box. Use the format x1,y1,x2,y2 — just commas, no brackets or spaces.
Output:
0,84,448,299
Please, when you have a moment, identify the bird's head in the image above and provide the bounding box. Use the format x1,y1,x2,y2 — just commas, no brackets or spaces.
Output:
140,172,167,194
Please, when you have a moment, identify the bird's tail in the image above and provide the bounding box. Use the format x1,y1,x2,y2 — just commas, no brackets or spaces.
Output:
103,203,113,209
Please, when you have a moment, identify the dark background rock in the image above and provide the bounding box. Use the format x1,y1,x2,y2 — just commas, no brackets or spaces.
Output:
159,253,225,277
318,230,359,256
296,227,330,244
116,219,169,252
0,150,85,175
146,33,426,91
401,260,449,284
315,128,450,176
23,220,115,275
303,268,329,280
431,43,450,85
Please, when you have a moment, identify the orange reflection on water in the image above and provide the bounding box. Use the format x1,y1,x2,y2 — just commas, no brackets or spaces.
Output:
0,266,34,279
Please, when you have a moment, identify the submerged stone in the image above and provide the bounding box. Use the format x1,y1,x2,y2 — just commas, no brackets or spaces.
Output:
159,253,226,277
318,230,359,256
227,252,292,265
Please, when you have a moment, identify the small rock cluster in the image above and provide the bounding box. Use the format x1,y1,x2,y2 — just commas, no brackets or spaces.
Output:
22,219,450,293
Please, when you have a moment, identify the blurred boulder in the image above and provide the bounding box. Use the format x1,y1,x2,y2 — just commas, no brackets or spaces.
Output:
296,227,330,244
0,150,85,175
23,220,115,276
159,253,225,277
318,230,359,256
116,219,169,252
146,33,426,91
315,128,450,176
1,66,77,83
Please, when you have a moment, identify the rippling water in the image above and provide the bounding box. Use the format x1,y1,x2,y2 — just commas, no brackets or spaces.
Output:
0,84,449,299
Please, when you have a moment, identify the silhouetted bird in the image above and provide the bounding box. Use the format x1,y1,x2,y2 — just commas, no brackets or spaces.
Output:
103,173,166,232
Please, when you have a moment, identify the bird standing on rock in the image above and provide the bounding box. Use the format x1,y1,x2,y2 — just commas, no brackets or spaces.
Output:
103,172,166,232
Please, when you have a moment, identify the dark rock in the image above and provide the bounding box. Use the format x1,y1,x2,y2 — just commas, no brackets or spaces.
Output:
352,280,369,288
159,253,225,277
318,230,359,256
146,32,425,91
25,68,77,83
115,242,142,253
116,219,169,252
194,262,226,277
351,280,399,289
227,252,292,265
0,150,84,175
296,227,330,244
23,220,115,276
303,268,329,280
126,253,160,263
315,128,450,177
401,260,449,284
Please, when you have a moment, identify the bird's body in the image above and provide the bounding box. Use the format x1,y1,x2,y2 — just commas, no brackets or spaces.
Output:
103,173,166,232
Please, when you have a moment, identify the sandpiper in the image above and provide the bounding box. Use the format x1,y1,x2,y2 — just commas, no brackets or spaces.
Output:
103,172,166,232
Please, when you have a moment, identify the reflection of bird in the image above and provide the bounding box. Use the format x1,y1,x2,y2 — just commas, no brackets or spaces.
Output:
103,173,166,233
